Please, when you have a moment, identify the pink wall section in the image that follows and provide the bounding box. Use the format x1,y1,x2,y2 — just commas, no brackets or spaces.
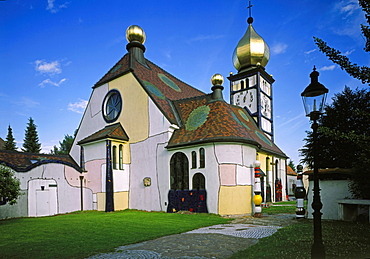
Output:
219,164,236,186
65,159,105,193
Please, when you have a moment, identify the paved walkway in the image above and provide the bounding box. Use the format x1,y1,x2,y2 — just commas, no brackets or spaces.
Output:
88,213,297,259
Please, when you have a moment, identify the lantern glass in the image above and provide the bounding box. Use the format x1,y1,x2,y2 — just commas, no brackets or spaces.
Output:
302,92,327,116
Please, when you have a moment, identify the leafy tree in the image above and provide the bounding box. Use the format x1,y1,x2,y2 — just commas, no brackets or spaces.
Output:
0,164,21,205
314,0,370,85
22,117,41,153
51,134,74,155
288,160,296,172
4,125,17,151
300,87,370,198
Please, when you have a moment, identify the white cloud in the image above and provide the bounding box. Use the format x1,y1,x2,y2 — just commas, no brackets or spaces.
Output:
46,0,69,13
319,65,336,71
68,99,88,114
305,49,317,55
343,49,355,56
35,60,62,74
39,78,67,87
335,0,360,18
271,43,288,54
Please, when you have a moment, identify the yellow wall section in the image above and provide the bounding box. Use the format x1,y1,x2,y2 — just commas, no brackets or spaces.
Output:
97,192,129,211
256,153,271,173
109,73,149,143
218,185,252,215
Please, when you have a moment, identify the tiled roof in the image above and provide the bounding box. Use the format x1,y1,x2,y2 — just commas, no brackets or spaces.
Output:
0,150,82,172
0,138,5,150
92,45,286,157
95,54,204,124
78,122,129,145
287,165,297,176
168,94,286,157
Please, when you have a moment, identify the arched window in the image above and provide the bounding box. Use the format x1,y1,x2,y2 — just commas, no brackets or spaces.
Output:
119,144,123,170
112,145,117,169
241,80,245,89
191,151,197,169
199,148,205,168
170,152,189,190
266,157,270,181
192,173,205,190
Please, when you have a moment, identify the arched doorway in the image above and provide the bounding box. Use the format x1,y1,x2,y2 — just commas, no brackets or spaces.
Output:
167,153,208,213
170,152,189,190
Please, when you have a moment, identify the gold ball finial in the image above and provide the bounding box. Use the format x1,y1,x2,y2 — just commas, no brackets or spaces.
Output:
211,73,224,86
126,25,146,44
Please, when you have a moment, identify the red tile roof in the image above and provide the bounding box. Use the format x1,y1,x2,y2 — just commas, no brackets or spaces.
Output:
0,150,81,172
78,123,129,145
93,45,286,157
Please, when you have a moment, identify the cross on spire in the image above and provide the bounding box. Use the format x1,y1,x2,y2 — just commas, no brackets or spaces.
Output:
247,0,253,18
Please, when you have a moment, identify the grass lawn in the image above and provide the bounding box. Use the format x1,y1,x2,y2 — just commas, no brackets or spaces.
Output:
262,200,300,215
230,219,370,259
0,210,229,259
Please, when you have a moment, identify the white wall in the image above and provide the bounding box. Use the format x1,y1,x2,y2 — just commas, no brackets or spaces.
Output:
307,179,352,220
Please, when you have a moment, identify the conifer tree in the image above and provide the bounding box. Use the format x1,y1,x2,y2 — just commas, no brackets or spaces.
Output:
22,117,41,153
4,125,17,151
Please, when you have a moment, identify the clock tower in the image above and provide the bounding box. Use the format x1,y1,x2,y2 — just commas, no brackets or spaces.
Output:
229,16,275,140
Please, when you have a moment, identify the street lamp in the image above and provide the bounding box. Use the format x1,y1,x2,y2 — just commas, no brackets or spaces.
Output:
301,66,328,259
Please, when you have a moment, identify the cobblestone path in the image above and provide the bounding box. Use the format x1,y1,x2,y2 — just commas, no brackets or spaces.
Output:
88,213,297,259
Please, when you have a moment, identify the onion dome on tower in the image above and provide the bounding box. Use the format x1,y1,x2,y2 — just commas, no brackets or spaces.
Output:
232,17,270,72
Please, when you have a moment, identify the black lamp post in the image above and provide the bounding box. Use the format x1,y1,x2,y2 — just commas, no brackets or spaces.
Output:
301,66,328,259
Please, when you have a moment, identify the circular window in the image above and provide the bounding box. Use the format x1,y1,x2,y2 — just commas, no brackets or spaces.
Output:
102,90,122,123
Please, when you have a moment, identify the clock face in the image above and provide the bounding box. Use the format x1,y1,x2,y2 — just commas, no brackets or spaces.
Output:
261,94,271,118
103,89,122,123
260,76,271,95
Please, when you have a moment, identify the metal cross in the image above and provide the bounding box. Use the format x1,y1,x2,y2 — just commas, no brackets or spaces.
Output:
247,0,253,17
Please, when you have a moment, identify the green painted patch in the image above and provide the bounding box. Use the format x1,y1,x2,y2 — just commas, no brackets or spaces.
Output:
238,109,250,122
255,130,273,146
232,112,250,130
143,81,166,99
110,64,122,74
185,105,210,131
158,73,181,92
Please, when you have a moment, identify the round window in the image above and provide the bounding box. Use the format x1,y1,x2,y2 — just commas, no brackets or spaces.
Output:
102,90,122,123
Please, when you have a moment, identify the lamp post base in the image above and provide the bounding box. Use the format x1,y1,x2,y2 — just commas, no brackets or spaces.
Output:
311,242,325,259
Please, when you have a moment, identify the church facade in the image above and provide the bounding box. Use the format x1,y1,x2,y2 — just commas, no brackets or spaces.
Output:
0,19,287,219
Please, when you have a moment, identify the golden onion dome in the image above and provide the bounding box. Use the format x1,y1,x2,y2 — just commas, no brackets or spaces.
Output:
211,73,224,86
232,18,270,71
126,25,146,44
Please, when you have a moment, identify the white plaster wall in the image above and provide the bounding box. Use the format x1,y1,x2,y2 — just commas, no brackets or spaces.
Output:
83,141,106,162
214,144,243,165
236,165,253,185
7,163,94,217
148,97,171,137
70,83,109,164
307,179,351,220
100,164,130,193
130,133,168,211
242,145,257,167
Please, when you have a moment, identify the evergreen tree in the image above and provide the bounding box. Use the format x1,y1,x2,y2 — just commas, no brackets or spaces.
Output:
288,160,296,172
22,117,41,153
51,134,74,155
314,0,370,85
4,125,17,151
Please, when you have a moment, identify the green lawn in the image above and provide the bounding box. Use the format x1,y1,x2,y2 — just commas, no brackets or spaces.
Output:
262,200,300,215
230,219,370,259
0,210,229,259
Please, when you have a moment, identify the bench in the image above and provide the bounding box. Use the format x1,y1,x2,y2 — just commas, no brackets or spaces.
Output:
336,199,370,223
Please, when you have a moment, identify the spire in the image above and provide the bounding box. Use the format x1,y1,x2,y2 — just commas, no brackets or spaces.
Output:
126,25,148,67
232,3,270,72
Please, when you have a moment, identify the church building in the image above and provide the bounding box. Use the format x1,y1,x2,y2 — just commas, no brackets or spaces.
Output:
0,16,287,219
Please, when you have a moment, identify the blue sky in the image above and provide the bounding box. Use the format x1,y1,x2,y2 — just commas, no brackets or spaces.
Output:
1,0,368,165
